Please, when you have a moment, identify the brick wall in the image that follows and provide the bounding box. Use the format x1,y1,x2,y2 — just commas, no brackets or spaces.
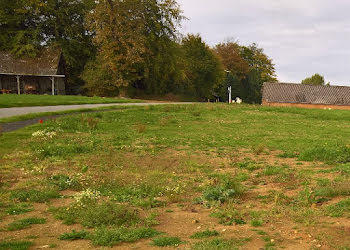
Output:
262,100,350,110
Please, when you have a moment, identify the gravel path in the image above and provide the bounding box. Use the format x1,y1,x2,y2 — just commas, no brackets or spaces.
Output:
0,102,192,119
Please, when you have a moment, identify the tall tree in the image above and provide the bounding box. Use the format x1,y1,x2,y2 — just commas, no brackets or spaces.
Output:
214,41,249,80
181,34,224,100
239,43,277,83
84,0,183,96
301,73,326,85
0,0,96,94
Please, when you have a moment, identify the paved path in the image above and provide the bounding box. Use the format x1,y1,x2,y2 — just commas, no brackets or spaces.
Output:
0,102,193,119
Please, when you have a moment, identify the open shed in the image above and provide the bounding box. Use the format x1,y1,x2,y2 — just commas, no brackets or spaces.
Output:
0,48,65,95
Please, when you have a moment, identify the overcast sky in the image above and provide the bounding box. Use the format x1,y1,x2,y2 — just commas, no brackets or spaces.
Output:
177,0,350,85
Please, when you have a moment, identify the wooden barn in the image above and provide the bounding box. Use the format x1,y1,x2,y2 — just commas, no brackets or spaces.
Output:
262,82,350,110
0,49,65,95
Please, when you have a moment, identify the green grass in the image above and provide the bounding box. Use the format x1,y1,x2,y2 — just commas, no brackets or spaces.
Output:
10,189,60,203
325,198,350,218
53,201,141,227
0,240,33,250
59,230,89,240
191,239,236,250
190,229,219,239
6,203,33,215
151,236,183,247
7,217,46,231
90,227,160,247
1,104,350,248
0,94,141,108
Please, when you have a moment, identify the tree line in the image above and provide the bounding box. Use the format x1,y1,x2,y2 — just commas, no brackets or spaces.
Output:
0,0,277,103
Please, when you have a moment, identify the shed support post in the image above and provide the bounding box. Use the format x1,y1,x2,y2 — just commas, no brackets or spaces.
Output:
51,77,55,96
16,75,21,95
0,76,2,91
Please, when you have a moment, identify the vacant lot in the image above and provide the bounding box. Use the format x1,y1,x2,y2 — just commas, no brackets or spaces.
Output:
0,94,141,108
0,104,349,249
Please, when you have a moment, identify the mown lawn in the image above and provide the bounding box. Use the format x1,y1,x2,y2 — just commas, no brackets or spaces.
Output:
0,94,141,108
0,104,349,249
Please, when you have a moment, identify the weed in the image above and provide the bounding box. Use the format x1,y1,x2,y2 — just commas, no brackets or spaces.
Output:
299,145,350,163
152,236,183,247
200,174,242,204
135,124,146,133
10,189,60,203
192,111,201,117
314,181,350,198
0,240,33,250
235,160,260,171
53,201,141,228
210,208,246,226
252,144,266,155
49,174,81,191
90,227,160,247
191,239,235,250
325,198,350,218
6,203,33,215
59,230,89,240
278,151,298,158
190,229,219,239
251,219,263,227
8,217,46,231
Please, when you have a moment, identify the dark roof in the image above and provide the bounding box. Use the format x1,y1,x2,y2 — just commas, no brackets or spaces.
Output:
262,82,350,106
0,49,63,76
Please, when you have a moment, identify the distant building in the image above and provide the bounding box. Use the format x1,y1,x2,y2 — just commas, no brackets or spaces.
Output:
262,82,350,110
0,48,65,95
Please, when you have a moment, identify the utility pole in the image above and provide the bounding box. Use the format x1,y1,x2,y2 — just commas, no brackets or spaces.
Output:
224,70,231,103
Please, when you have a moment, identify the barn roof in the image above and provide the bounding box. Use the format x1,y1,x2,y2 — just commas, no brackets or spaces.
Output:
0,48,64,77
262,82,350,106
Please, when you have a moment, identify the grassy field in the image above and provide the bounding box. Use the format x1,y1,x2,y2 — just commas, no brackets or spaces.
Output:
0,104,349,249
0,94,141,108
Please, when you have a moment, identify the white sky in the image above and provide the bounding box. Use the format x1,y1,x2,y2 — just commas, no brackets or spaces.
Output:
177,0,350,85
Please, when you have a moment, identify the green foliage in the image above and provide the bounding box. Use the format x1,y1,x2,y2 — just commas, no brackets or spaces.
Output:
190,229,219,239
301,73,326,85
0,240,33,250
214,41,276,103
7,217,46,231
0,0,96,94
10,189,60,203
151,236,183,247
90,227,160,247
59,230,89,241
181,34,224,100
